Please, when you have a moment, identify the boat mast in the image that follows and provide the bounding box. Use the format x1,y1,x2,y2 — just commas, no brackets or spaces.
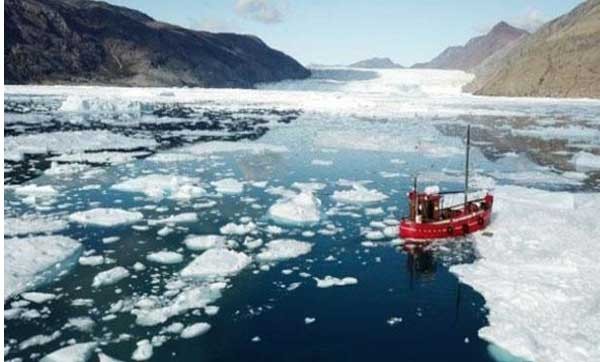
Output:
413,176,418,221
464,125,471,210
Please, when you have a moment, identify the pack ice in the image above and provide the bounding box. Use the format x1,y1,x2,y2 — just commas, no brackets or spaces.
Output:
451,186,600,362
5,235,82,299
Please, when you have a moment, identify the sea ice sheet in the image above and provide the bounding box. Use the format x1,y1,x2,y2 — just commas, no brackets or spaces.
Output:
451,186,600,362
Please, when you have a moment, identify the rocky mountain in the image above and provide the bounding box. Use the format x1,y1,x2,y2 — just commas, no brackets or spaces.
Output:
5,0,310,87
412,22,528,71
349,57,404,69
464,0,600,98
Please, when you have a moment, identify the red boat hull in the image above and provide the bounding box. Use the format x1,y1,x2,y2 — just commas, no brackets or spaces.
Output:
399,194,493,242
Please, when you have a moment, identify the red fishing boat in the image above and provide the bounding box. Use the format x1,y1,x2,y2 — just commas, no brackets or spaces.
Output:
399,125,493,242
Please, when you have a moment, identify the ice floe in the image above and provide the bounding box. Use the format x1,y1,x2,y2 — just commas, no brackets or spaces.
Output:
112,174,205,200
184,235,227,251
40,342,97,362
4,215,68,237
5,130,155,161
220,222,257,235
44,162,91,176
570,151,600,170
451,186,600,362
92,267,130,288
50,151,149,165
146,251,184,264
180,249,251,279
332,182,387,204
132,285,223,326
5,235,82,299
180,322,211,338
21,292,56,304
314,276,358,288
131,339,153,361
177,141,288,156
256,239,312,262
268,190,321,225
211,178,245,194
148,212,198,225
69,208,143,227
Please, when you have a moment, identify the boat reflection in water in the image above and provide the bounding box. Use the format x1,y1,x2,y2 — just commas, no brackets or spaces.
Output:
402,243,470,326
405,245,437,282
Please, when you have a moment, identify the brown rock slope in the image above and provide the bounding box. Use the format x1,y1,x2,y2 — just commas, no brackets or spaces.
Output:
5,0,310,87
412,22,528,71
465,0,600,98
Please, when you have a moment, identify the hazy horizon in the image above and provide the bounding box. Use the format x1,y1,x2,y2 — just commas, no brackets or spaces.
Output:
106,0,583,66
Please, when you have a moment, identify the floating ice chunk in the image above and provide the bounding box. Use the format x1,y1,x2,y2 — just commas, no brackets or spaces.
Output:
512,125,600,141
14,184,58,198
147,152,198,163
148,212,198,225
69,208,143,227
40,342,97,362
21,292,56,304
131,339,153,361
162,322,185,334
5,235,82,300
146,251,184,264
571,151,600,170
365,231,385,240
379,171,401,178
178,141,288,156
184,235,227,251
312,159,333,166
66,317,96,333
314,276,358,288
133,262,146,271
79,255,105,266
451,186,600,362
268,190,321,225
157,226,173,236
5,130,156,162
51,151,149,165
256,239,312,262
387,317,403,326
44,162,91,176
205,305,220,315
332,183,387,204
252,336,261,342
220,222,256,235
316,130,462,157
92,267,130,288
4,215,68,237
19,331,61,351
180,322,211,338
244,238,264,250
211,178,245,194
181,249,251,279
102,236,120,244
98,353,124,362
112,175,205,200
132,285,222,326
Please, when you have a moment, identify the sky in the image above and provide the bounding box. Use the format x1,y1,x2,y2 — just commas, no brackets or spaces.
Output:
106,0,584,66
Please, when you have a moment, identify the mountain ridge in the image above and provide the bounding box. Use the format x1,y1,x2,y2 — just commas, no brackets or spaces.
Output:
349,57,404,69
5,0,310,88
412,21,528,71
464,0,600,98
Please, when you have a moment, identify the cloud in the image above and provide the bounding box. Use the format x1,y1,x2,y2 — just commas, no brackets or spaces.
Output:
235,0,283,24
511,8,547,32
